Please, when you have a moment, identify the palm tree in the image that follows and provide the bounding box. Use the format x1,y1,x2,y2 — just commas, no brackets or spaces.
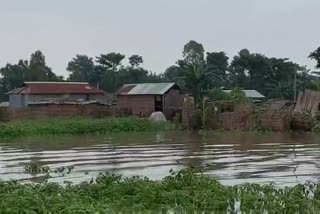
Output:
179,63,213,107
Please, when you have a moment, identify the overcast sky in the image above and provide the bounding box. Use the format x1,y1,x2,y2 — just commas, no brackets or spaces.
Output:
0,0,319,77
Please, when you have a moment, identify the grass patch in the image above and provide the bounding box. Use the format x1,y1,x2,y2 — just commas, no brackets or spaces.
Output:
1,168,320,213
0,118,170,139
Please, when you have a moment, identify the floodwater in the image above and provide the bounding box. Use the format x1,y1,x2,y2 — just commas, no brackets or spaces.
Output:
0,132,320,186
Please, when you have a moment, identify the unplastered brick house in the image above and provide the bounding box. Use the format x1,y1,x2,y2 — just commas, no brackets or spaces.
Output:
116,82,184,119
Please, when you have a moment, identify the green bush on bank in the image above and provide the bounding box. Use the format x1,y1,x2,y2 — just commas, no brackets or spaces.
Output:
1,168,320,213
0,118,168,138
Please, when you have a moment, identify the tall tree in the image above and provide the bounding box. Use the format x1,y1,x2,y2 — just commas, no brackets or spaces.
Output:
309,47,320,69
179,63,212,107
118,67,148,84
229,50,272,93
206,52,229,72
228,49,303,100
206,51,229,87
129,55,143,68
182,40,205,64
27,50,57,81
0,60,28,98
228,49,251,88
96,53,125,71
96,53,125,92
0,51,62,100
164,66,180,82
67,55,99,86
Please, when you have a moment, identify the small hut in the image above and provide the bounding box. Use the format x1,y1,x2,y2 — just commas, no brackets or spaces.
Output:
116,83,183,119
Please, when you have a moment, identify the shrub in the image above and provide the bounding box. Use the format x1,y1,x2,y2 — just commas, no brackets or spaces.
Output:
306,80,320,91
207,88,230,101
207,87,249,104
1,168,320,213
0,118,169,139
229,87,250,104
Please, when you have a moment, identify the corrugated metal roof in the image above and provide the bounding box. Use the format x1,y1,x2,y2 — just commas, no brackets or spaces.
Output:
8,82,105,95
223,90,265,98
117,83,177,95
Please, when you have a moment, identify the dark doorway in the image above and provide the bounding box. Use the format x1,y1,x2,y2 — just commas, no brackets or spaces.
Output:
155,95,163,112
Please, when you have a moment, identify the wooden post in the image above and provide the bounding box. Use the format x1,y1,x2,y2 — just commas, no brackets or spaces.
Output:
202,96,206,129
294,69,297,102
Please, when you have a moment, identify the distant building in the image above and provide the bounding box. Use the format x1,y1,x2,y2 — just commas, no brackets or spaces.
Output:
117,82,183,119
223,89,265,100
8,82,108,109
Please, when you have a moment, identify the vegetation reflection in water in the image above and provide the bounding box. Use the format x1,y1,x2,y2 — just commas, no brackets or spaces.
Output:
0,165,319,213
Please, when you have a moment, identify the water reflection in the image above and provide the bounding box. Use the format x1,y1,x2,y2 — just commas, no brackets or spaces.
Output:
0,132,319,185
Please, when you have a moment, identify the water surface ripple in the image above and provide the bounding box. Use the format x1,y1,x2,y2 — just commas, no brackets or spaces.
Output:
0,132,319,185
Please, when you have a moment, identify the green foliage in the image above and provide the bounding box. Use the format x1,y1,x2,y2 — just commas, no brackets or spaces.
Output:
0,51,62,100
207,88,230,101
128,55,143,68
206,51,229,87
229,87,249,104
309,47,320,69
179,63,212,107
1,168,320,212
306,80,320,91
0,118,169,139
183,40,205,64
208,87,249,104
96,53,125,70
229,49,304,100
67,53,161,93
67,55,100,87
118,66,148,84
0,44,318,103
27,51,59,81
164,65,180,82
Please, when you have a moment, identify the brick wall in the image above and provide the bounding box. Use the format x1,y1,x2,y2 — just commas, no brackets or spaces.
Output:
0,104,130,121
209,105,254,130
256,111,288,131
164,89,184,119
181,97,195,128
181,101,288,131
117,95,155,117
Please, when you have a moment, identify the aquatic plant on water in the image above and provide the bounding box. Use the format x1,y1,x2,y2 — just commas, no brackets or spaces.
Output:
1,166,320,213
0,118,169,138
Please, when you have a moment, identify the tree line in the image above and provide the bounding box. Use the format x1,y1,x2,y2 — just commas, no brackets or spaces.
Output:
1,40,320,102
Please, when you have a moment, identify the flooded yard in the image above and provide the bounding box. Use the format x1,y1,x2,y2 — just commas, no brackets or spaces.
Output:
0,131,320,186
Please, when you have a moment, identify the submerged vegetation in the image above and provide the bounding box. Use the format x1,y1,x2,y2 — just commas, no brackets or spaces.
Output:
0,118,169,139
1,168,320,213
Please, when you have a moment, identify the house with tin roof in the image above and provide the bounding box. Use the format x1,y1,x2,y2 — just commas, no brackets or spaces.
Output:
116,82,183,119
222,89,265,100
8,82,107,109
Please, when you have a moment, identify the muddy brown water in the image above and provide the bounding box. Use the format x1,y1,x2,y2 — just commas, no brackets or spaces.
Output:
0,131,320,185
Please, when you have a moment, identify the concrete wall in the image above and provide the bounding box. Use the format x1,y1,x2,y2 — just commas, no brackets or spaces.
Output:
9,94,25,109
117,95,155,117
